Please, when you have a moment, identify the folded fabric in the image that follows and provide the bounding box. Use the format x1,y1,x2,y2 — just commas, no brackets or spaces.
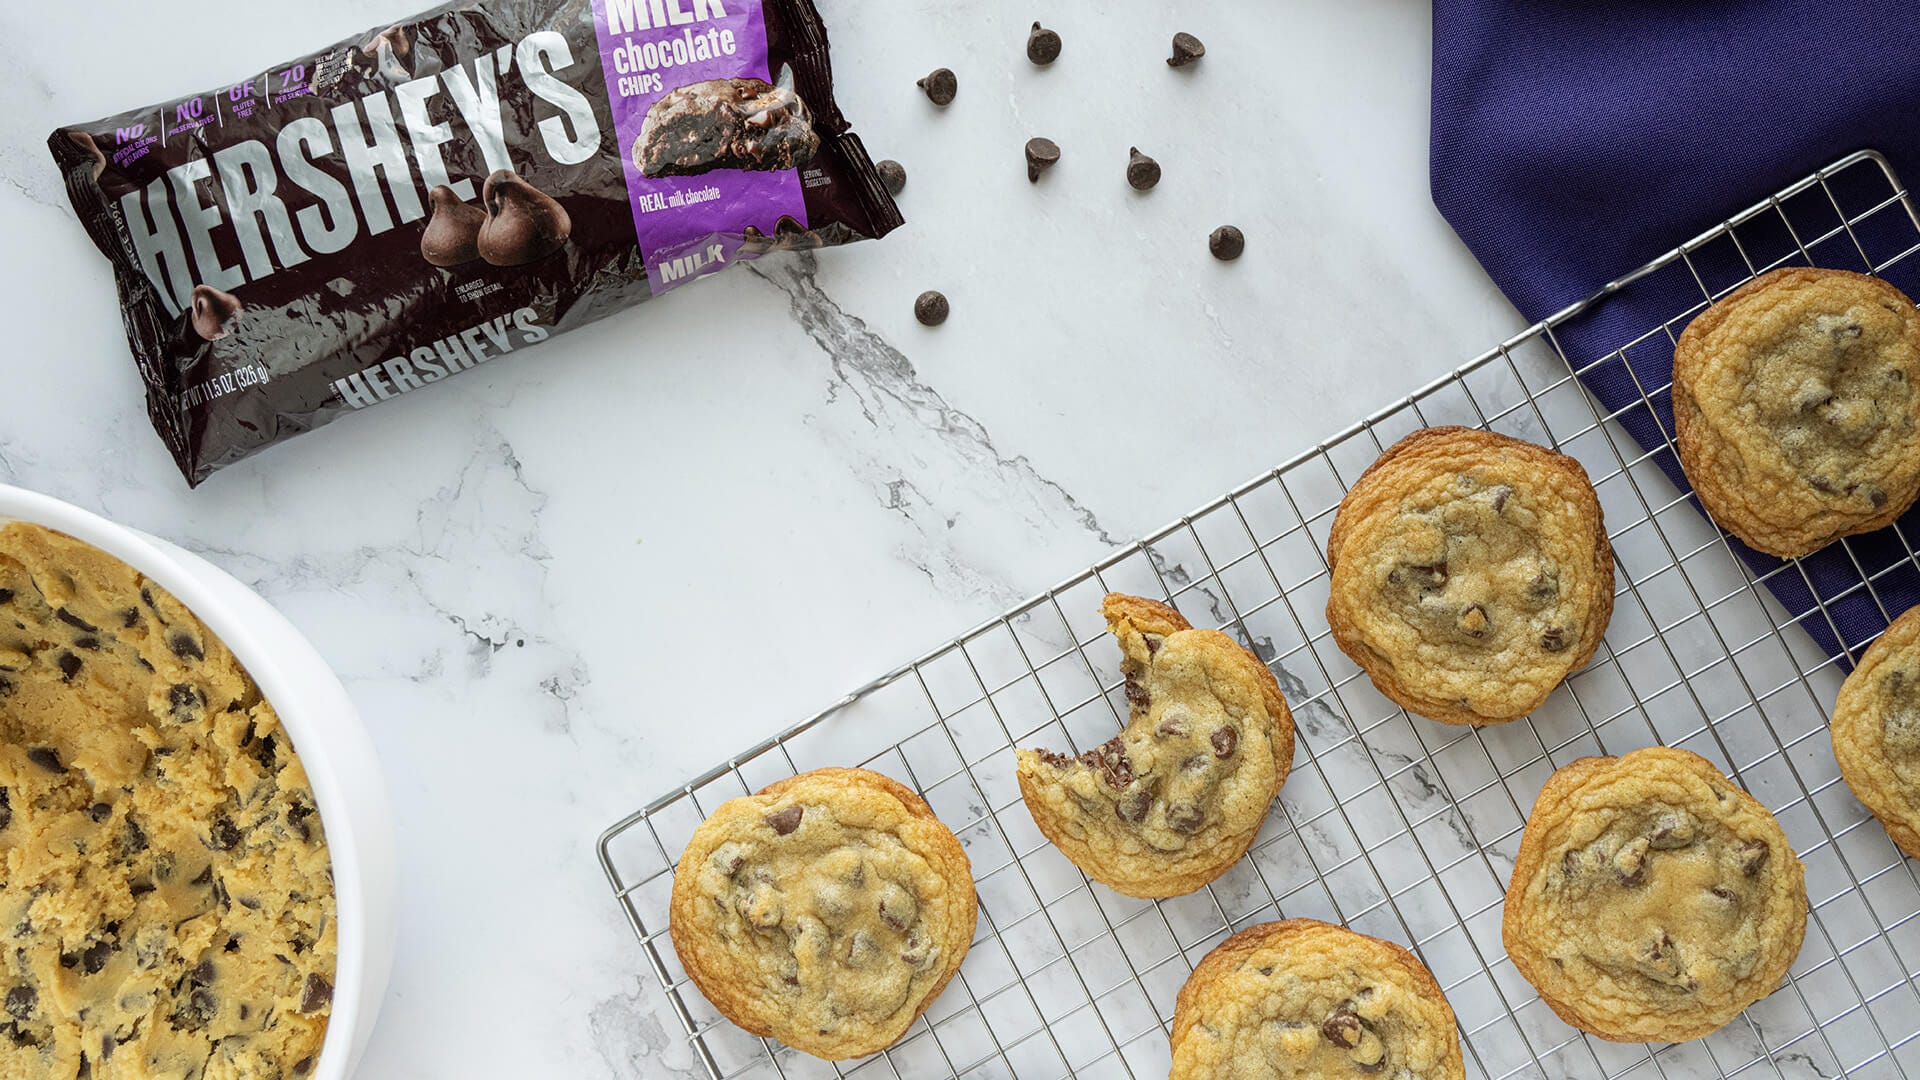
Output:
1430,0,1920,664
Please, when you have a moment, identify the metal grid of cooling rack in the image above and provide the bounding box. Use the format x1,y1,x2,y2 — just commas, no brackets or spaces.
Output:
600,149,1920,1080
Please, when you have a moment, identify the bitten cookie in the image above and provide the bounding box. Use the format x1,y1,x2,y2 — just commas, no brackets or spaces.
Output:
1170,919,1463,1080
1831,604,1920,859
1326,427,1614,725
1016,594,1294,899
668,767,976,1060
1673,267,1920,558
1503,747,1807,1043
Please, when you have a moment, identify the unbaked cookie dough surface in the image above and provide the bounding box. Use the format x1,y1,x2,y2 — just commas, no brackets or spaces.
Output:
0,523,335,1079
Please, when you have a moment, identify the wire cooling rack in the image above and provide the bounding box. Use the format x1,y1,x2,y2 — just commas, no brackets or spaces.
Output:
600,149,1920,1080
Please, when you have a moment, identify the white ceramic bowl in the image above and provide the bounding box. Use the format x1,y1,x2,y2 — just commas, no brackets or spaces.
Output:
0,483,396,1079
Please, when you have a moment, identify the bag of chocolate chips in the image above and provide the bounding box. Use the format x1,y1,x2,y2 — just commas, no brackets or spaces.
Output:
48,0,901,486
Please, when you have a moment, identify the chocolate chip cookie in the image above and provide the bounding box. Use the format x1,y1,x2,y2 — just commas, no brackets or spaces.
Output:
1673,268,1920,558
1016,594,1295,899
668,767,976,1060
1327,427,1614,726
0,523,335,1077
1170,919,1463,1079
1503,747,1807,1043
1831,604,1920,860
635,78,821,178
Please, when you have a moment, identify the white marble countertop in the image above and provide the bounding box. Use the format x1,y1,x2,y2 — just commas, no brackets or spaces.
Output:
0,0,1538,1075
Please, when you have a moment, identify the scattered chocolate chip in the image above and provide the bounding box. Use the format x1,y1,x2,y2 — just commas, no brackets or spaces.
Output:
1083,736,1134,789
1167,31,1205,67
1124,147,1161,191
766,805,805,836
168,632,204,661
876,158,906,197
917,67,957,106
57,652,82,681
206,815,242,852
300,973,332,1013
55,609,98,633
86,803,111,823
914,290,949,326
1026,22,1061,65
1024,136,1060,182
1115,787,1153,822
477,170,573,267
1321,1009,1361,1048
1540,626,1568,653
1208,225,1244,261
27,748,65,774
1166,801,1207,834
171,987,217,1031
189,285,242,342
1210,725,1238,758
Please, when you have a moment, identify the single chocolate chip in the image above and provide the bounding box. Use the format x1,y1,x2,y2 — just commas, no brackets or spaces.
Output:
0,590,12,605
1210,726,1239,758
1613,836,1650,886
914,290,950,326
1488,485,1512,512
300,973,332,1013
877,885,917,931
1026,22,1062,65
420,185,486,267
168,632,204,661
1208,225,1244,261
1739,839,1770,877
255,734,278,771
56,609,98,633
190,960,215,986
1322,1009,1361,1048
1125,147,1161,191
189,285,242,342
167,684,204,722
287,803,315,843
86,803,111,823
1124,676,1150,709
1155,716,1188,738
917,68,957,106
0,677,11,699
1647,811,1696,850
1166,801,1206,833
1808,475,1838,495
1529,570,1559,603
1709,885,1738,902
120,608,140,628
191,865,214,887
73,636,99,651
1167,32,1206,67
172,987,217,1031
0,788,9,832
766,805,805,836
477,170,573,267
81,940,110,976
5,985,34,1022
58,652,82,681
876,159,906,197
1115,787,1153,822
27,748,65,774
1867,485,1890,509
1458,603,1490,638
1082,736,1135,789
129,881,155,897
1144,633,1164,655
294,1057,314,1077
206,815,242,852
1025,136,1060,182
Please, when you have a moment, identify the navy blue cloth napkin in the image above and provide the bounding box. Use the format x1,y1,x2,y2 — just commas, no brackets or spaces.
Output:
1431,0,1920,664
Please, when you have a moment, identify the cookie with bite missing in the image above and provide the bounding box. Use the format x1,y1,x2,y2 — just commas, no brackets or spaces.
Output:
1326,427,1613,725
1831,603,1920,859
1170,919,1464,1079
1015,594,1294,899
1503,747,1807,1043
668,767,976,1060
1673,267,1920,557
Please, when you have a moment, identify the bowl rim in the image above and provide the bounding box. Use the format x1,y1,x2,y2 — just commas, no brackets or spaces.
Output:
0,482,368,1076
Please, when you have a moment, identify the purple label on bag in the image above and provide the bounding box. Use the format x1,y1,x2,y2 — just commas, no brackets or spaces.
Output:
590,0,810,292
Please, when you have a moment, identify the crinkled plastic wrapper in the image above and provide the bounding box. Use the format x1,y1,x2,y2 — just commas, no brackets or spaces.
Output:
48,0,900,486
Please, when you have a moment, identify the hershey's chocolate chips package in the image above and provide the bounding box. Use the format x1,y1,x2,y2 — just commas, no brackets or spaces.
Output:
48,0,901,486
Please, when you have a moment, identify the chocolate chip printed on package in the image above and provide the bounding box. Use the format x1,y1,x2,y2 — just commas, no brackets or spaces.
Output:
47,0,901,487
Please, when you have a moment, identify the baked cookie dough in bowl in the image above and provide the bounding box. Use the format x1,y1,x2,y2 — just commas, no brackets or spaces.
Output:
0,484,396,1080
